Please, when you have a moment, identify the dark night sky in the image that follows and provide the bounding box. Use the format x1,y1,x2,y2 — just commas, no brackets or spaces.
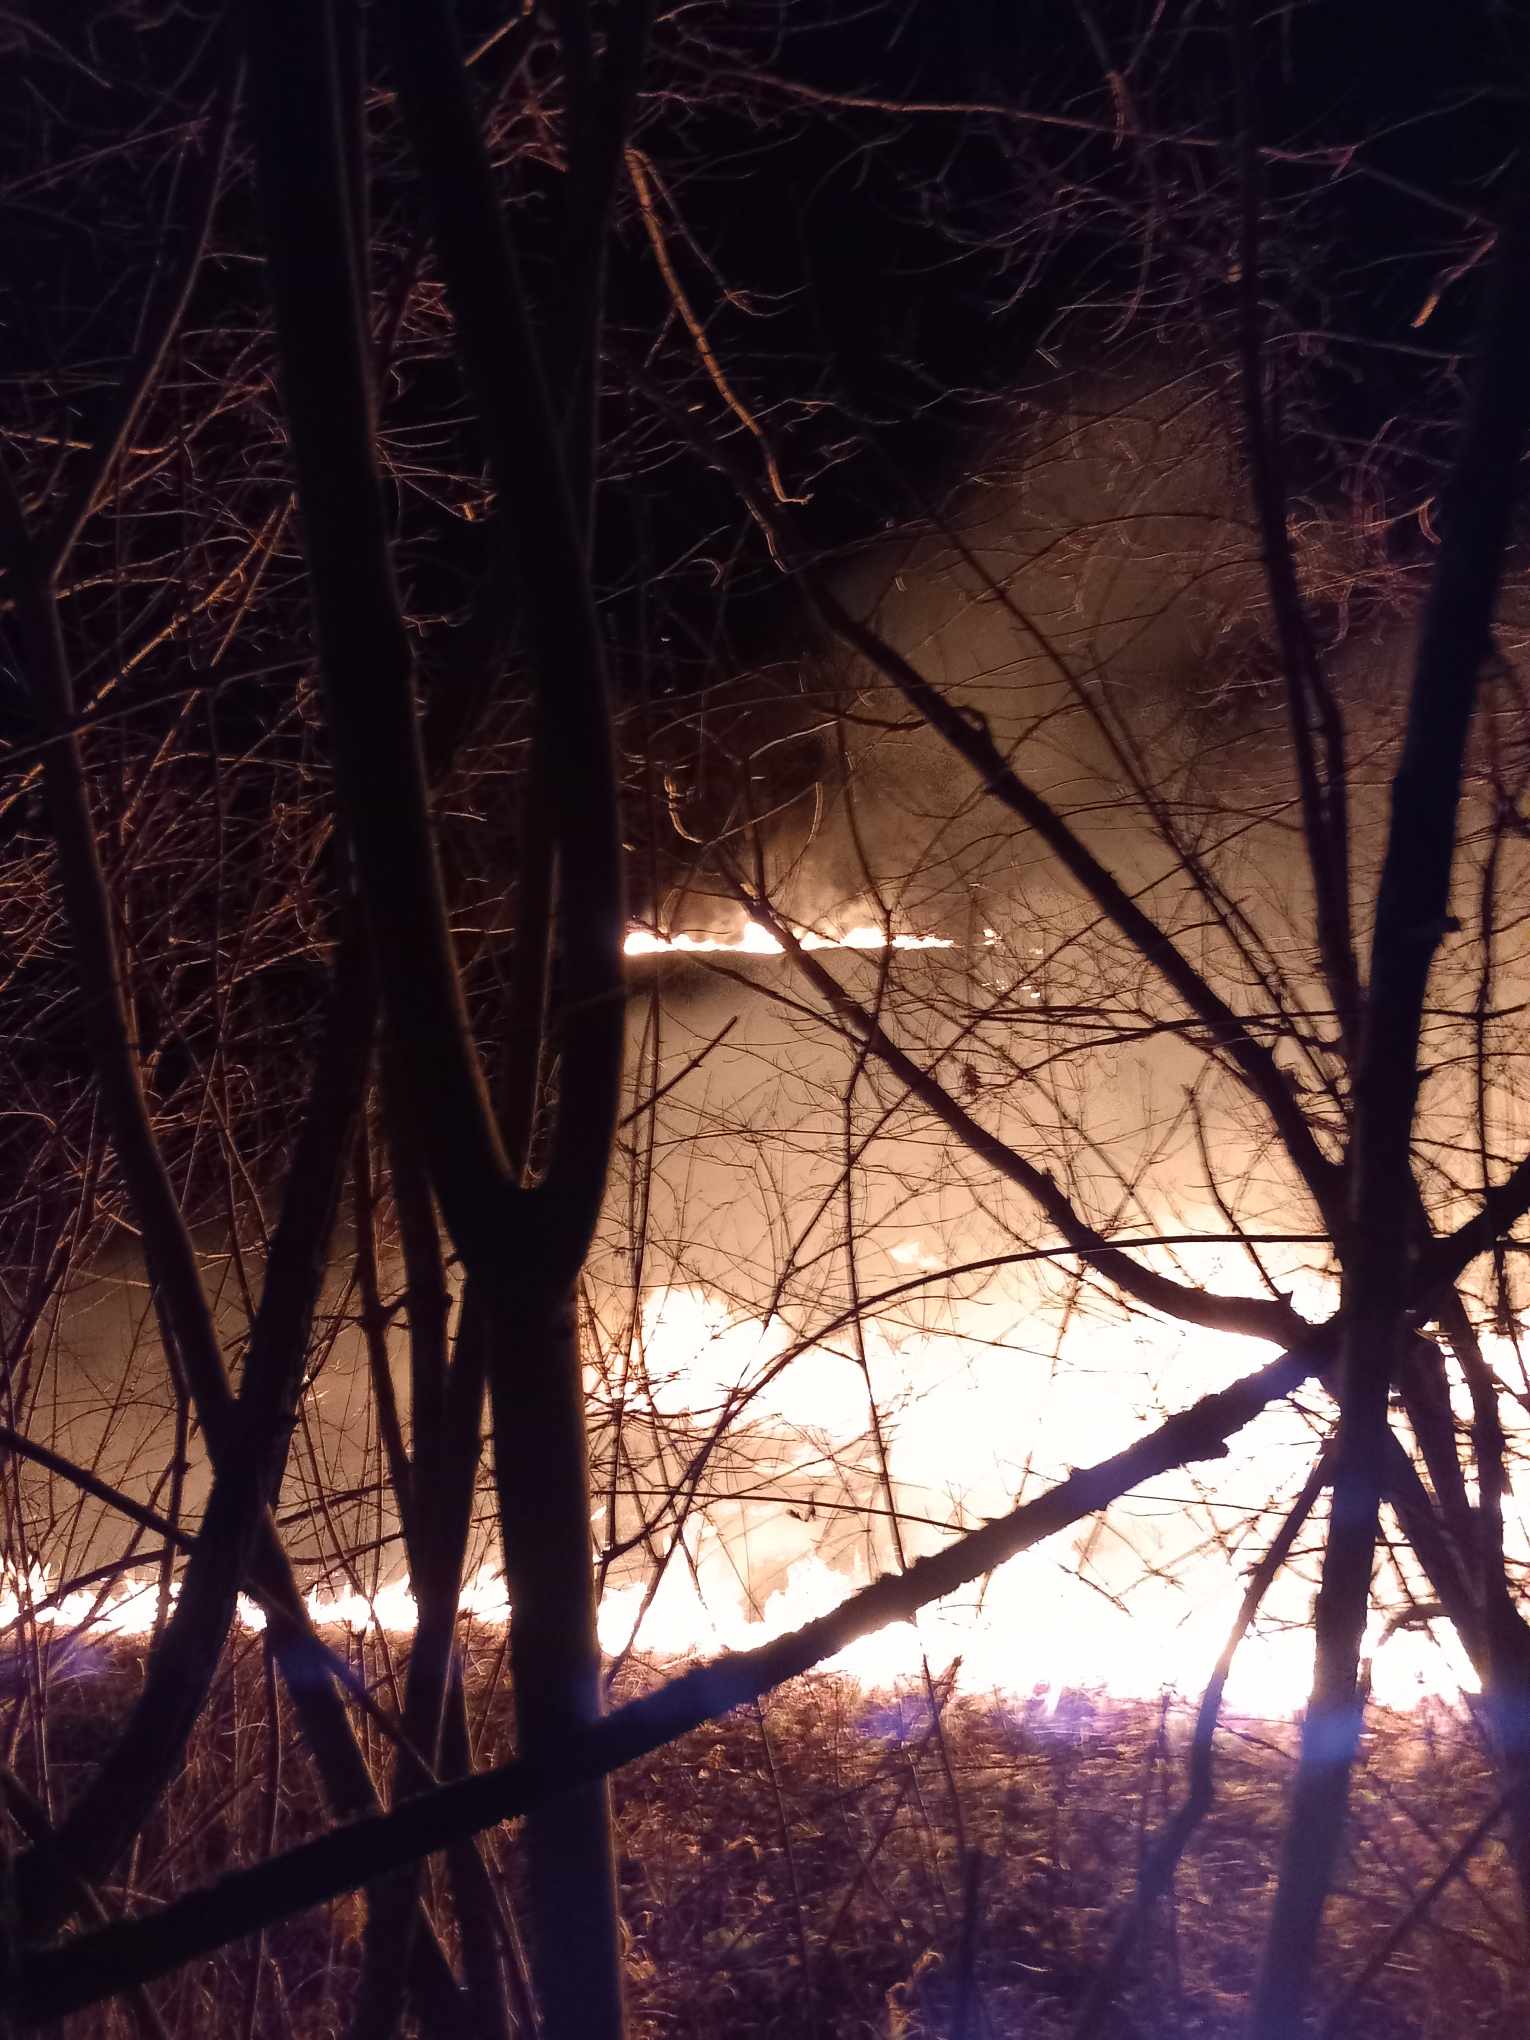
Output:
3,0,1528,690
572,0,1530,632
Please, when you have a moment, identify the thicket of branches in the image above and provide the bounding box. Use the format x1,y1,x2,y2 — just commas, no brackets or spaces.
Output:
4,3,1530,2038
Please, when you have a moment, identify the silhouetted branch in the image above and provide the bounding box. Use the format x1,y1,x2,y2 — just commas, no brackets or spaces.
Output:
1252,164,1530,2040
8,1328,1327,2021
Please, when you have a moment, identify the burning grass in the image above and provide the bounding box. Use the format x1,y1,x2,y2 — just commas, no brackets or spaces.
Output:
9,1629,1530,2038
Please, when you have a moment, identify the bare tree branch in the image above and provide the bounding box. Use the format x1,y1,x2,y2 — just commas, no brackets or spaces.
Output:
1251,167,1530,2040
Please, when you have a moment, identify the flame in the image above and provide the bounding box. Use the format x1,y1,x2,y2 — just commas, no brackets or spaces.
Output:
624,921,955,957
0,1539,1478,1721
3,1276,1502,1721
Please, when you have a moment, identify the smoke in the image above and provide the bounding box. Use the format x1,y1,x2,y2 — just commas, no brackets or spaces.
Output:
729,372,1290,926
16,367,1528,1712
607,361,1529,1700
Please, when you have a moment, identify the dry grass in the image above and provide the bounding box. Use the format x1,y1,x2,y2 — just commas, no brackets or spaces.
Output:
10,1633,1529,2037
